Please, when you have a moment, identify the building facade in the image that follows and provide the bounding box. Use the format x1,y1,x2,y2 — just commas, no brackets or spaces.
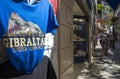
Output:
52,0,98,79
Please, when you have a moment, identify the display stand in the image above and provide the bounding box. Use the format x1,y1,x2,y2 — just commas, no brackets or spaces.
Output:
73,16,87,63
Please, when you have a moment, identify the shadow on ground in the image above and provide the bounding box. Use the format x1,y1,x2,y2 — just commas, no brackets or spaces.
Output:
76,48,120,79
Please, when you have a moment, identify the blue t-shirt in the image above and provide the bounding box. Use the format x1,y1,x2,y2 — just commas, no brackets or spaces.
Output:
0,0,58,74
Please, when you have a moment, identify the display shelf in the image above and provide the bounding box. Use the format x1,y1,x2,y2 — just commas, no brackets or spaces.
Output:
73,17,87,63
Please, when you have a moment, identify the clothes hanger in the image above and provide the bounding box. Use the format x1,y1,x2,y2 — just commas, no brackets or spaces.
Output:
27,0,40,5
12,0,40,5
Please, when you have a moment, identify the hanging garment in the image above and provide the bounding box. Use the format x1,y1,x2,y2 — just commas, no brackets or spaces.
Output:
44,33,54,57
49,0,58,15
0,0,58,74
0,56,57,79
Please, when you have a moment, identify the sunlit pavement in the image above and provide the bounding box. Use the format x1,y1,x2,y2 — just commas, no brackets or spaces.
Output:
75,40,120,79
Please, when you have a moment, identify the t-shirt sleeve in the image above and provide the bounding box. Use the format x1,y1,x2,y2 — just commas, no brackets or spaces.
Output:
46,4,59,35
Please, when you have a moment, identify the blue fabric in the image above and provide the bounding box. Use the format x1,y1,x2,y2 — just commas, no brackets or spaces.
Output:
106,0,120,11
0,0,58,74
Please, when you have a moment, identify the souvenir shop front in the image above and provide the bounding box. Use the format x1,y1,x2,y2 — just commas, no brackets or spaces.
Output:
56,0,97,79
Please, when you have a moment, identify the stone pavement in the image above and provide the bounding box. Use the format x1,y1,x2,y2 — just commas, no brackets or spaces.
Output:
76,40,120,79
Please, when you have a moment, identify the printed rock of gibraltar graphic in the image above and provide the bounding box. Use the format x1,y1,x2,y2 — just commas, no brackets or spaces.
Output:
7,12,43,36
